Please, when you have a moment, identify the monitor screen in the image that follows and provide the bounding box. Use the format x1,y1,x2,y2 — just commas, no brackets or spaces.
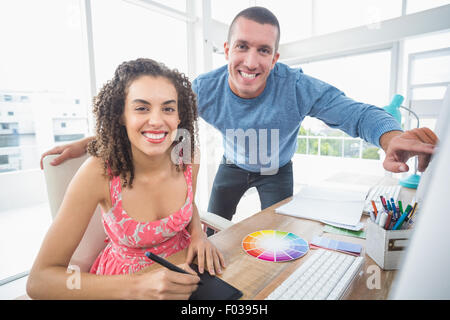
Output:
415,85,450,205
390,86,450,299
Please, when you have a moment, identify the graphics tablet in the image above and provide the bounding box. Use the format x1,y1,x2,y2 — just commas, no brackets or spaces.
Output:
189,264,243,300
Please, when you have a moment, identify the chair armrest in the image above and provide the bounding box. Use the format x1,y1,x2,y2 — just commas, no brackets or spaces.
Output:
199,211,234,232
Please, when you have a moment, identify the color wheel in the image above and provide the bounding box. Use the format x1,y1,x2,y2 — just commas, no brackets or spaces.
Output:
242,230,309,262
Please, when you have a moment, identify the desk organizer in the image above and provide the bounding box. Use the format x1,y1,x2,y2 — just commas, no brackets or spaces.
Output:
365,219,412,270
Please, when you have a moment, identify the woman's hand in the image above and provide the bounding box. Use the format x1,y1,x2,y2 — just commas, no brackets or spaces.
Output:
133,263,200,300
186,232,226,276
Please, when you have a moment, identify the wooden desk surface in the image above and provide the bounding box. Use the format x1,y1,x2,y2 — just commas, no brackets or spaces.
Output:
141,173,416,300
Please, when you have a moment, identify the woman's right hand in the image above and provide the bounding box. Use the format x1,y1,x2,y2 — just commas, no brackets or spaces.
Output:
40,136,93,169
132,264,201,300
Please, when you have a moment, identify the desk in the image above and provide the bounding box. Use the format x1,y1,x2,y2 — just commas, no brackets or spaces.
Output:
141,173,416,300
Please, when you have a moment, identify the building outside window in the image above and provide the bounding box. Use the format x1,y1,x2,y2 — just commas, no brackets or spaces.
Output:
0,0,192,290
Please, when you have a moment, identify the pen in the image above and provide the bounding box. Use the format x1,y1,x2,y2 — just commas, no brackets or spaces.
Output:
398,201,403,215
369,210,376,222
380,196,388,210
375,209,381,224
393,210,409,230
389,211,397,229
145,251,203,285
371,200,378,217
400,205,413,229
384,212,392,230
378,211,388,228
390,198,397,219
406,203,418,229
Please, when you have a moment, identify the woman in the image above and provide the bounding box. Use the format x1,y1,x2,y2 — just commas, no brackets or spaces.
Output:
27,58,225,299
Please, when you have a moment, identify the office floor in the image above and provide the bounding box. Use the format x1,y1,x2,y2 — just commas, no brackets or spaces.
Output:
0,202,52,299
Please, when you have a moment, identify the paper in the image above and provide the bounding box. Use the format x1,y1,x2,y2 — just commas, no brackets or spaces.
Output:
321,220,364,231
323,225,366,239
275,185,366,227
310,236,362,256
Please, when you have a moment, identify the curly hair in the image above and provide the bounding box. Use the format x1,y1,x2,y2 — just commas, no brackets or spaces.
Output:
87,58,198,188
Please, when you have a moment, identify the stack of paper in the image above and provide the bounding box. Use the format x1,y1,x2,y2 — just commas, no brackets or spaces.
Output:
322,225,366,239
275,185,367,227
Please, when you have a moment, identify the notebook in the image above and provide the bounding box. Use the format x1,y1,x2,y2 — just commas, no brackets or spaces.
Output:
275,185,366,227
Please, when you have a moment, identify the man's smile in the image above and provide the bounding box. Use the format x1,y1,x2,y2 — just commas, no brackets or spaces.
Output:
239,71,258,79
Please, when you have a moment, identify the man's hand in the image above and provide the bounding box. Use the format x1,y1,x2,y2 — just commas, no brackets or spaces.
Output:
39,137,93,170
380,128,438,173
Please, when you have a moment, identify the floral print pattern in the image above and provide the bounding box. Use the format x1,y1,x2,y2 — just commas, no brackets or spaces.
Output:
90,165,193,275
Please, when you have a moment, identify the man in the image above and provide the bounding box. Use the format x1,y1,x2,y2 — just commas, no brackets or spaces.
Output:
41,7,438,235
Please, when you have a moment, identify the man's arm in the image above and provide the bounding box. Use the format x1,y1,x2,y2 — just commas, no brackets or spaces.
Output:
297,73,438,173
39,136,94,169
379,128,438,173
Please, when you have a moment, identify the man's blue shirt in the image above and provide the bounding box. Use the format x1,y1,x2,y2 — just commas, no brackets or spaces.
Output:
192,63,401,172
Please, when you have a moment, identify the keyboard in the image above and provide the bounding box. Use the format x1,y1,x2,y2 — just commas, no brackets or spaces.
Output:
363,184,401,213
266,249,364,300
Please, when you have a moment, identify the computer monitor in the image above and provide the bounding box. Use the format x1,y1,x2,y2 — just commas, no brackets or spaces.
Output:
390,86,450,299
415,85,450,205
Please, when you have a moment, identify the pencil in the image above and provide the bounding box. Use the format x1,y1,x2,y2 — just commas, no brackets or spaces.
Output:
408,202,418,219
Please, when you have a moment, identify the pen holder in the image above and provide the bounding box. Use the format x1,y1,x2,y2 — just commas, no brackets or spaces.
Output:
365,219,412,270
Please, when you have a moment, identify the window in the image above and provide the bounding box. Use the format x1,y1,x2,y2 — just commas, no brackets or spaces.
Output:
151,0,186,12
91,0,189,89
314,0,402,36
0,135,19,148
406,0,450,14
294,49,392,160
402,32,450,133
0,0,87,282
54,134,85,142
211,0,250,25
300,50,392,107
0,154,8,165
411,54,450,85
0,0,194,287
255,0,313,43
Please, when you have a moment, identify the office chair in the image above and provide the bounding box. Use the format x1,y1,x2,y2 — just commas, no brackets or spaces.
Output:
42,154,233,273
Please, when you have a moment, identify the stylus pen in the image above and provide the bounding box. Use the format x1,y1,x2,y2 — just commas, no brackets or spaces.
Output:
145,251,203,285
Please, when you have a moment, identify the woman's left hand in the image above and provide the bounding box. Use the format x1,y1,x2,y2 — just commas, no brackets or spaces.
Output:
186,232,226,276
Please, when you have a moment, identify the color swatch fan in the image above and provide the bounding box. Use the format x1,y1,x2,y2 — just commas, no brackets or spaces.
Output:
242,230,309,262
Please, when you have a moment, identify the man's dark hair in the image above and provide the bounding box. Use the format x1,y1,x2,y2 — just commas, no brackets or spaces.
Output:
227,6,281,52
